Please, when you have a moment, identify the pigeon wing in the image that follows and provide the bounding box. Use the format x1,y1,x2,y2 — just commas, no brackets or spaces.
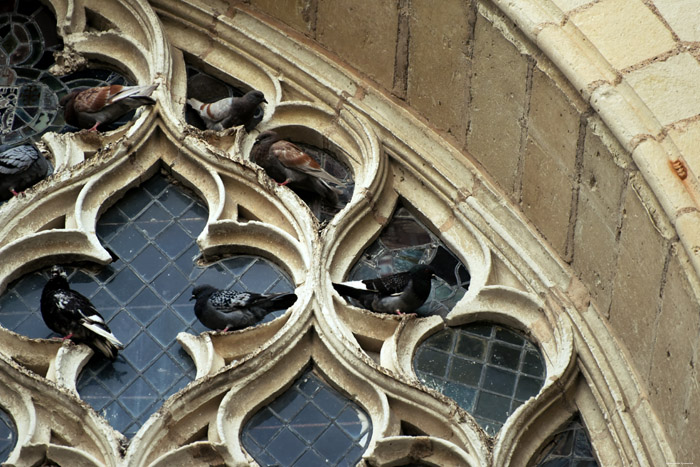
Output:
209,290,255,312
0,145,40,174
66,291,123,347
362,270,413,295
270,140,345,186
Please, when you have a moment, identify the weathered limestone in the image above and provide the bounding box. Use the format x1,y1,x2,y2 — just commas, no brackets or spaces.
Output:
316,0,400,89
467,11,529,196
521,68,580,259
569,0,676,71
405,0,473,141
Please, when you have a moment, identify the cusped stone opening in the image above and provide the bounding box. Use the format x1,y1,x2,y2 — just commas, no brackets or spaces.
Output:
250,124,356,222
412,322,546,436
184,61,267,133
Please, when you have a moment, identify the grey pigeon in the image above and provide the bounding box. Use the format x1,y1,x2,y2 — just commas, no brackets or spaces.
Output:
187,90,267,132
0,144,52,201
191,284,297,332
40,266,124,360
60,83,158,131
252,130,344,205
333,264,436,315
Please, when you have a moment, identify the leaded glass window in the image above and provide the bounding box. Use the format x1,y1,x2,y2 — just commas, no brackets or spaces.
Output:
534,415,599,466
413,323,546,435
242,368,372,466
346,204,470,316
0,0,138,145
0,172,295,438
0,0,650,464
0,408,16,463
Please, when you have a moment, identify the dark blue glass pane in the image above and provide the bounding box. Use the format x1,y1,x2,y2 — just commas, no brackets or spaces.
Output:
414,323,546,435
242,370,371,467
535,416,599,466
347,205,470,317
0,408,16,463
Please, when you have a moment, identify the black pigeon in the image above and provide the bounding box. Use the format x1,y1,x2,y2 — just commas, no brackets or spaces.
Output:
40,266,123,360
191,285,297,332
0,144,52,201
187,90,267,132
333,264,436,316
60,83,158,131
252,130,344,205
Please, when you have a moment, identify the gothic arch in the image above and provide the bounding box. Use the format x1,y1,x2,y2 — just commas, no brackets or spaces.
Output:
0,0,680,465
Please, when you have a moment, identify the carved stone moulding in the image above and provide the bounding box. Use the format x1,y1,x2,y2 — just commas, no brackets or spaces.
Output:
0,0,672,465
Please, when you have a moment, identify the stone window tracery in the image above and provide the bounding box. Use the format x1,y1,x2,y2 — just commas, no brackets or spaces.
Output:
242,368,372,467
0,0,661,465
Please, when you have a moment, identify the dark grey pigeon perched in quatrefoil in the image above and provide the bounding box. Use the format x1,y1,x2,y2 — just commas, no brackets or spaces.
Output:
191,285,297,332
333,264,436,316
0,144,53,201
187,90,267,132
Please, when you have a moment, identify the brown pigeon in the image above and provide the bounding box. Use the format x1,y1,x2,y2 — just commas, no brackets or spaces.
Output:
0,144,52,201
251,130,345,205
187,90,266,132
60,83,158,131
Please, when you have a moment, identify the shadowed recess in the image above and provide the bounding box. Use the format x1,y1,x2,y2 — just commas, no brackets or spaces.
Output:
347,204,470,317
533,415,599,466
413,322,546,435
0,172,294,438
242,369,372,466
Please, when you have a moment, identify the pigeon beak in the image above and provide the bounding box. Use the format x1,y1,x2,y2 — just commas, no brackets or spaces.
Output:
262,98,268,104
189,294,195,301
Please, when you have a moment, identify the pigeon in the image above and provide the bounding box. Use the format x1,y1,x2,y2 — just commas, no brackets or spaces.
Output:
191,285,298,332
0,144,52,201
60,83,158,131
333,264,436,316
187,90,267,132
40,266,123,360
252,130,345,205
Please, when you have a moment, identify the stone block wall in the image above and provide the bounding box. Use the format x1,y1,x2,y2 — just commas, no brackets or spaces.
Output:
242,0,699,461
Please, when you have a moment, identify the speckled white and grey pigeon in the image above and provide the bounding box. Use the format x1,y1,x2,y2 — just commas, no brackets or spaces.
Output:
187,90,267,132
0,144,52,201
60,83,158,131
333,264,436,316
40,266,124,360
191,284,297,332
252,130,345,205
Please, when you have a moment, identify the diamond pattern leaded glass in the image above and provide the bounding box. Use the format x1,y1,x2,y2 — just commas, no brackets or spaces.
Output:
347,205,470,316
0,407,16,463
242,369,372,466
413,323,546,435
535,415,599,466
0,172,295,437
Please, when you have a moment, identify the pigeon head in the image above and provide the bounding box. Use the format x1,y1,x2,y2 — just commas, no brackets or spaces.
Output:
49,265,67,278
191,284,217,301
246,90,267,105
410,264,436,280
254,130,279,145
